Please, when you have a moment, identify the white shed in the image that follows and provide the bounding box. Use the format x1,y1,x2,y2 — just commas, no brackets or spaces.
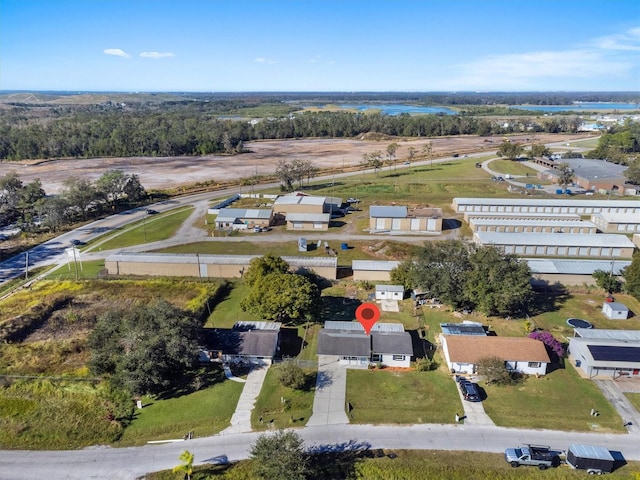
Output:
375,284,404,301
602,302,630,320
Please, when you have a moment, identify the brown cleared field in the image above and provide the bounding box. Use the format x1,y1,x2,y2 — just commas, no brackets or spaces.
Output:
0,133,591,194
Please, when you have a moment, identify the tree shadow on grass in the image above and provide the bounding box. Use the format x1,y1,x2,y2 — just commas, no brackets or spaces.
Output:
307,440,374,480
320,296,360,321
528,282,570,316
155,364,227,401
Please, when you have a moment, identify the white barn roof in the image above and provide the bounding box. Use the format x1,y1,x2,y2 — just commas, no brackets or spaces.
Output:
526,259,631,275
475,232,635,248
352,260,401,271
370,206,408,218
323,321,405,333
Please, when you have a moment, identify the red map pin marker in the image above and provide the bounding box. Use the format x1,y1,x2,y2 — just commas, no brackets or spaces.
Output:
355,302,381,336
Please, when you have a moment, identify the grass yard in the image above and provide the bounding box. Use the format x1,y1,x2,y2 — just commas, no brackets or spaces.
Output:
205,281,260,328
115,375,244,446
147,449,640,480
482,365,625,433
88,207,194,251
45,259,106,280
346,368,462,425
487,159,541,177
625,393,640,412
251,366,316,431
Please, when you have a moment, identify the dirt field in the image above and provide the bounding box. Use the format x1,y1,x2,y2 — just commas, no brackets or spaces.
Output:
0,133,592,194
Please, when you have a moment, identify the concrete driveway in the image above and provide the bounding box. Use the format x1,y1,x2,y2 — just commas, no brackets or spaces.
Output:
594,379,640,434
220,365,269,434
454,377,495,426
307,355,350,426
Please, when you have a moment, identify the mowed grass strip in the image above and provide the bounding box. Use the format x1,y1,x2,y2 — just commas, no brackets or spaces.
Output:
251,366,316,431
346,369,462,424
115,375,244,446
91,207,194,250
482,365,624,433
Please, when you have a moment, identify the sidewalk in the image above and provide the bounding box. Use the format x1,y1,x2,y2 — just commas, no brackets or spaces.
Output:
306,355,350,426
220,365,269,434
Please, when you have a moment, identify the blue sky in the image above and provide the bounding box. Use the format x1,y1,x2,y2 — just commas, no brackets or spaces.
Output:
1,0,639,92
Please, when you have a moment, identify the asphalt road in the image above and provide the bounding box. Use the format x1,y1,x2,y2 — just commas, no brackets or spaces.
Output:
0,423,638,479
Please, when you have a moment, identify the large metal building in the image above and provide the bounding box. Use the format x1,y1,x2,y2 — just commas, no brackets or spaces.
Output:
453,198,640,215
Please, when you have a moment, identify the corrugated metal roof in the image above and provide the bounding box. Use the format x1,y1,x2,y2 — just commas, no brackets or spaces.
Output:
471,219,596,228
370,206,408,218
217,208,272,219
526,259,631,275
324,321,405,332
352,260,401,271
574,328,640,341
592,212,640,224
475,232,635,247
286,213,331,222
375,285,404,292
466,213,581,220
568,444,614,462
454,198,640,208
233,321,282,331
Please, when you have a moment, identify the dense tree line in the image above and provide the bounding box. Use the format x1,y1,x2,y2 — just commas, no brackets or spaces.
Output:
0,169,146,229
0,108,589,161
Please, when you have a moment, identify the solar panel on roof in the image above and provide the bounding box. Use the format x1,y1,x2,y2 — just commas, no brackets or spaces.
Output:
588,345,640,362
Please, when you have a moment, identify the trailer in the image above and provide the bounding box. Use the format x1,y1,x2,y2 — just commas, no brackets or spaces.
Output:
566,444,615,475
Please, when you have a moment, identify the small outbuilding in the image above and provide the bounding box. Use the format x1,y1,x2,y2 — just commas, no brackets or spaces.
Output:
602,301,630,320
375,284,404,301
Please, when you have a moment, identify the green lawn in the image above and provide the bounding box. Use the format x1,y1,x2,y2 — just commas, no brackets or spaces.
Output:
251,366,316,431
45,259,106,280
346,368,462,425
482,365,625,433
115,374,244,446
88,207,194,251
205,281,260,328
147,449,640,480
625,392,640,412
487,159,541,177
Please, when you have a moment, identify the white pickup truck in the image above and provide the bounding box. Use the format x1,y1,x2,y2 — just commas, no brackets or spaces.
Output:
504,445,561,470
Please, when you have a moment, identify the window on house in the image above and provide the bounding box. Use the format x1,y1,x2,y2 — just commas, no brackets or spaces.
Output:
371,354,382,362
392,355,405,361
528,362,541,368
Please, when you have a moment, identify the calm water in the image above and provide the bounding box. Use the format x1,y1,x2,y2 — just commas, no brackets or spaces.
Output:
511,102,640,112
318,103,457,115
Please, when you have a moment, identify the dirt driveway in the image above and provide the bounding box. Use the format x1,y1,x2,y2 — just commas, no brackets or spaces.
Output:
0,133,590,194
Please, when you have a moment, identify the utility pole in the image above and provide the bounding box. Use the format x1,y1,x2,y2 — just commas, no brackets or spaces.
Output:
25,251,28,280
72,247,79,280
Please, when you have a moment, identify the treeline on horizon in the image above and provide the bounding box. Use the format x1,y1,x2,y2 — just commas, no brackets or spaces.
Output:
0,91,638,162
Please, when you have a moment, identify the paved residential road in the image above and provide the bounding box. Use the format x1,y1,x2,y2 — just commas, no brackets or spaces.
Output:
0,424,638,480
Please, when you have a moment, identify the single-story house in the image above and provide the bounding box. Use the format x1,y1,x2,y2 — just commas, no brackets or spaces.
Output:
201,321,281,365
369,205,443,233
602,301,630,320
375,284,404,301
213,208,273,230
286,212,331,231
352,260,401,281
569,332,640,378
439,335,550,376
317,321,413,368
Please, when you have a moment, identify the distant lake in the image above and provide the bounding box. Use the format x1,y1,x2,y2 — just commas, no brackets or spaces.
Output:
511,102,640,113
312,103,457,115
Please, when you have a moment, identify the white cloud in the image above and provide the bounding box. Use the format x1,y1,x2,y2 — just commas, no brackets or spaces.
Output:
103,48,131,58
254,57,276,64
308,55,335,64
593,26,640,51
139,52,175,59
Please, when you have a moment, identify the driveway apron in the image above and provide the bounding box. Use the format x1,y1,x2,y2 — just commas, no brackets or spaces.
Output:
221,365,269,434
594,379,640,434
454,378,495,426
307,355,350,426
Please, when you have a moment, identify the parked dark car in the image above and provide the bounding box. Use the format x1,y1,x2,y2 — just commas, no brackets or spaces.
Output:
146,209,158,214
459,380,481,402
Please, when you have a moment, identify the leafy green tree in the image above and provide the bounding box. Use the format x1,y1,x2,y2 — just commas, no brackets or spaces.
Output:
243,253,290,287
464,245,533,316
556,162,574,190
250,430,309,480
390,260,419,291
623,252,640,300
275,159,295,191
624,159,640,185
0,171,23,225
496,140,524,160
476,356,516,385
60,176,98,220
368,150,383,176
274,359,306,390
592,269,622,294
96,170,129,206
529,143,551,157
240,272,320,324
173,450,194,480
88,299,201,395
407,146,417,163
410,240,474,309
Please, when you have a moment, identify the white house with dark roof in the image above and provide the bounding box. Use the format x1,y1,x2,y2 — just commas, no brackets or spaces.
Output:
602,301,630,320
202,321,282,366
375,284,404,301
317,322,413,367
